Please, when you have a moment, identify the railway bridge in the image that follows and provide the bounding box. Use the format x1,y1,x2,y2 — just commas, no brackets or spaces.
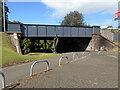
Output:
7,23,100,53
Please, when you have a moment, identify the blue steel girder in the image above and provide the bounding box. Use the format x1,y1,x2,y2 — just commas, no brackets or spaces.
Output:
7,23,100,38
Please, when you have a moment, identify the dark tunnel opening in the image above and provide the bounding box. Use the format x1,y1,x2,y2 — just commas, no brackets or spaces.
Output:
20,37,92,54
56,37,92,53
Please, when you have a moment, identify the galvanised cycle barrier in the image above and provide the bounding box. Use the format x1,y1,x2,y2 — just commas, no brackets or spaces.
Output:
98,51,101,55
59,56,69,66
81,52,90,58
108,53,118,59
82,52,85,56
98,51,109,55
73,53,79,60
0,71,5,89
98,51,118,58
30,60,50,76
82,52,88,56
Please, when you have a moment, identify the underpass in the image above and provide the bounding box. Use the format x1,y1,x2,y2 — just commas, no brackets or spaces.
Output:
7,23,100,53
2,51,118,89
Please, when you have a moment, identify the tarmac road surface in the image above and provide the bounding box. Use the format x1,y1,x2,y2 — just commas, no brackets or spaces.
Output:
14,52,118,88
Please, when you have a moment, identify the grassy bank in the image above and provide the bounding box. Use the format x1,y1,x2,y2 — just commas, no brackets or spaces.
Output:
111,42,120,53
1,33,59,66
114,42,120,46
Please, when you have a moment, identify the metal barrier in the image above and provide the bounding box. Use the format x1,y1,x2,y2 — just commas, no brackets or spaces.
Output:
108,53,118,58
0,71,5,88
97,51,118,58
107,52,109,55
98,51,101,55
59,56,69,66
30,60,50,76
82,52,90,58
82,52,85,56
82,52,88,56
98,51,108,55
73,53,79,60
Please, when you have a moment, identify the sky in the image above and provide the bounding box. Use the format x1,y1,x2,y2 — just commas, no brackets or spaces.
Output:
6,0,119,28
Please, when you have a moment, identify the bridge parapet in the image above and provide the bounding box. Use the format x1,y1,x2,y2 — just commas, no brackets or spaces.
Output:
92,26,100,35
7,23,100,38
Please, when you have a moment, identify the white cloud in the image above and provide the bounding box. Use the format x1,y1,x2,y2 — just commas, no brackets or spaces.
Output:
101,26,108,28
7,0,42,2
41,0,119,18
91,23,100,26
7,0,119,18
91,18,118,27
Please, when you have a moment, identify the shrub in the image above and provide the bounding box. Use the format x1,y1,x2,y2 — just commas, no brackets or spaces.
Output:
21,38,32,54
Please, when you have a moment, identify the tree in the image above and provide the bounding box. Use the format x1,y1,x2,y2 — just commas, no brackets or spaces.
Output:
107,26,113,28
1,2,10,32
61,11,86,26
8,20,23,24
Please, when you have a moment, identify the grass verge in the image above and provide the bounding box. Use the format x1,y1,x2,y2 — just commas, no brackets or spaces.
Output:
2,33,59,67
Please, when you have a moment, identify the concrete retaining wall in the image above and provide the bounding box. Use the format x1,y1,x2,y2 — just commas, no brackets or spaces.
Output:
101,29,120,42
7,33,22,54
86,34,119,51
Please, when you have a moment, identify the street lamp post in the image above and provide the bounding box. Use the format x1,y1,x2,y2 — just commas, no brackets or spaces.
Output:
2,0,5,32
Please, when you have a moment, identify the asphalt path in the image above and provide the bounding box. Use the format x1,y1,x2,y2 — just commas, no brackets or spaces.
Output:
16,53,118,88
2,52,83,86
0,51,118,89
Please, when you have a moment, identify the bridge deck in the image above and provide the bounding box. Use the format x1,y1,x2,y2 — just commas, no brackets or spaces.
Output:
7,23,100,38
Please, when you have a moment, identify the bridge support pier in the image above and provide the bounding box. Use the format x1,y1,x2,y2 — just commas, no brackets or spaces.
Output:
44,39,47,50
53,38,57,53
38,39,40,51
53,40,56,53
32,39,35,52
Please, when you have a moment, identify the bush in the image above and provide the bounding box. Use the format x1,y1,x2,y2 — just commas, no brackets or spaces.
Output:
22,38,32,54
